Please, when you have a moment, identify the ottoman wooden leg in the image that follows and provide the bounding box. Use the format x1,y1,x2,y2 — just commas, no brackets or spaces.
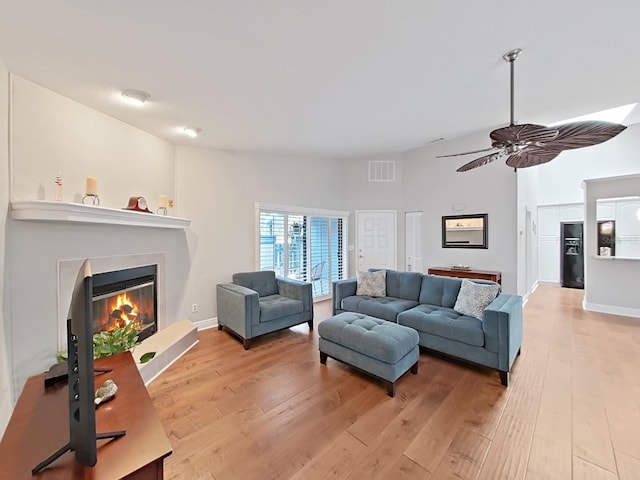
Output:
243,338,252,350
386,381,396,398
411,362,418,374
320,352,328,364
217,323,223,331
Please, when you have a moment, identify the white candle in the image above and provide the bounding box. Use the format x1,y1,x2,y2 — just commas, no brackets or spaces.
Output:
85,176,98,195
159,194,167,208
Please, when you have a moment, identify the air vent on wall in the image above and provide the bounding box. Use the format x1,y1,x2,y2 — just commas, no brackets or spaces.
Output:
368,161,396,182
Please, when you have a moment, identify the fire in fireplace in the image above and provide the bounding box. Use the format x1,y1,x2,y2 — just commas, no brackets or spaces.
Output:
92,265,158,343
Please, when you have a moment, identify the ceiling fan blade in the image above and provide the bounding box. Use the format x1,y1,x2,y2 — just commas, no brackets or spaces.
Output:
436,147,497,158
544,121,627,151
457,152,502,172
490,124,558,146
505,149,560,168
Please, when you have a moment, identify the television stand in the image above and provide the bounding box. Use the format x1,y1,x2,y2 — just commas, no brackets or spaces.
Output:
32,429,127,475
0,352,172,479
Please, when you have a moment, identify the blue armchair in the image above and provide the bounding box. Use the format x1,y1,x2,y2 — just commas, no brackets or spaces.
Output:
216,271,314,349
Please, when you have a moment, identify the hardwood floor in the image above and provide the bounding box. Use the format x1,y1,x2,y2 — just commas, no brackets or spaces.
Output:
148,285,640,479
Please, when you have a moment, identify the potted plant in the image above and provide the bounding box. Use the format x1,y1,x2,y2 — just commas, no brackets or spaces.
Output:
58,323,155,363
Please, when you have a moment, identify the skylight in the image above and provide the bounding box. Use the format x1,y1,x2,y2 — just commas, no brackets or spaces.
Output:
548,103,637,126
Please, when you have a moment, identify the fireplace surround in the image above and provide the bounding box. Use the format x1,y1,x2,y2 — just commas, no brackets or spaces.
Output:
57,253,167,351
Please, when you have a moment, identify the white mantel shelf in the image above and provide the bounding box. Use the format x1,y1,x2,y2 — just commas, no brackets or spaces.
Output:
11,200,191,229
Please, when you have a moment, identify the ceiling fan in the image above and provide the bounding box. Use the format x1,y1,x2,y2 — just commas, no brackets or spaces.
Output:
438,48,627,172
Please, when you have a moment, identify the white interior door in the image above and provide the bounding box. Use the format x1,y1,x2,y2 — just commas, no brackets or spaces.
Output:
356,210,397,272
405,211,423,272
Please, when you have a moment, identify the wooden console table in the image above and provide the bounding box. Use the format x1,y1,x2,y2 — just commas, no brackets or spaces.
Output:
0,352,172,479
428,267,502,285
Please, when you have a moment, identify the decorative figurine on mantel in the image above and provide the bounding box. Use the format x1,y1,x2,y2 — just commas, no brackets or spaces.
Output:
95,379,118,406
124,196,153,213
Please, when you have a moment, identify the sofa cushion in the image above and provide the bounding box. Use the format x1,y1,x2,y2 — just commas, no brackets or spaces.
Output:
419,275,463,308
384,270,423,301
318,312,419,364
398,304,484,347
356,270,386,297
454,279,500,320
259,294,304,322
340,296,418,323
233,271,279,297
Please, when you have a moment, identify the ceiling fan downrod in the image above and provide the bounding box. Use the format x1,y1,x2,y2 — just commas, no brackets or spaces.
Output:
503,48,522,127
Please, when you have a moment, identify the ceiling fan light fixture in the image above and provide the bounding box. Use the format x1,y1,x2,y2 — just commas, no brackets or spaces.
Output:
183,127,201,138
438,48,627,172
121,89,150,106
502,48,522,63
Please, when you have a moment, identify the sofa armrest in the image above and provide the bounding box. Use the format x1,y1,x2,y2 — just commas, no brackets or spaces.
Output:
332,278,357,315
482,294,523,372
216,282,260,335
277,277,313,313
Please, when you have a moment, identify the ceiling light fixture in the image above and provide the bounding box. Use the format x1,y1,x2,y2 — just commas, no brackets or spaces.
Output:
183,127,201,138
121,89,150,106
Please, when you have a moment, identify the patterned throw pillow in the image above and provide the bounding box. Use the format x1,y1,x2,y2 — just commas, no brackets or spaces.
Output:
356,270,387,297
453,279,500,320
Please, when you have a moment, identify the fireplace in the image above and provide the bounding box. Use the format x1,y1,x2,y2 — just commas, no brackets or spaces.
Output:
92,265,158,343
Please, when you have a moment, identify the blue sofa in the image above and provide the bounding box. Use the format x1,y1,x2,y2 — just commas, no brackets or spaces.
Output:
332,270,522,386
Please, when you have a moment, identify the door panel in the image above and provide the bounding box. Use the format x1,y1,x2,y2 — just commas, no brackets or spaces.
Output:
405,211,423,273
356,211,396,272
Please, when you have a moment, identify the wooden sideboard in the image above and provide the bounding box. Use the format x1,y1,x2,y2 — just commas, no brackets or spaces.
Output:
428,267,502,285
0,352,172,479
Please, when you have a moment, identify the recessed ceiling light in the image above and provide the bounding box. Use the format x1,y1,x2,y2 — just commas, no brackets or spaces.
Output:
122,89,150,106
183,127,201,138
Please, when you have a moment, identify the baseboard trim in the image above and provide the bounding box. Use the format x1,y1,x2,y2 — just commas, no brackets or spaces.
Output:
194,317,217,330
522,281,539,307
583,300,640,319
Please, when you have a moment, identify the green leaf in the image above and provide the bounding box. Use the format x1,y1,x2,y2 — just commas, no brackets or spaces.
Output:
139,352,156,364
91,325,141,359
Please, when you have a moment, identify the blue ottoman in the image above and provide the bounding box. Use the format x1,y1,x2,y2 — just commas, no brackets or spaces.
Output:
318,312,419,397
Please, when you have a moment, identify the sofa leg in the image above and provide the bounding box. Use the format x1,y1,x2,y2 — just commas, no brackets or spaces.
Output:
217,323,223,331
499,371,509,387
243,338,251,350
411,362,418,374
386,381,396,397
518,347,522,356
308,319,314,330
319,352,327,364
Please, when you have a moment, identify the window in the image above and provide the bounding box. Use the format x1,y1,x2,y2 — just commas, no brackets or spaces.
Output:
257,203,348,299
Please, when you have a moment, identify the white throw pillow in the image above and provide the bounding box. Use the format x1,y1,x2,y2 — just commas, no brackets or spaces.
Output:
356,270,386,297
453,279,500,320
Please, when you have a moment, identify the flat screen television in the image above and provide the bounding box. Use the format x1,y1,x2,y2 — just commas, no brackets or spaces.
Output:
33,259,125,475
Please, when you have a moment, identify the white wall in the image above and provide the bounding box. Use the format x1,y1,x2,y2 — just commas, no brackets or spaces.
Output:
11,76,175,208
583,174,640,317
0,59,12,435
536,124,640,205
342,153,405,274
516,166,540,296
175,146,347,318
402,132,518,294
5,76,190,401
